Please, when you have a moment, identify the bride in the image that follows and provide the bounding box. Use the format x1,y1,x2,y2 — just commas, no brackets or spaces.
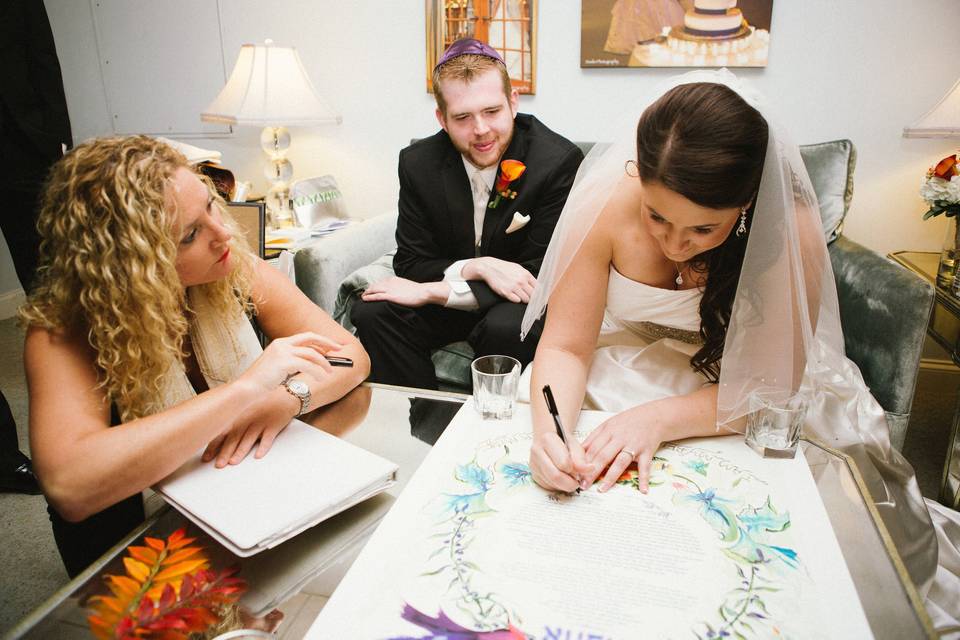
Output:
522,69,960,629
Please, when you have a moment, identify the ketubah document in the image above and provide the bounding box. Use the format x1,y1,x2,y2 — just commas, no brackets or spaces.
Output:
155,418,398,557
307,403,873,639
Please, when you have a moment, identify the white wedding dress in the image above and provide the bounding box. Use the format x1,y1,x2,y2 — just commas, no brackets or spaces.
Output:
584,265,708,412
518,265,709,408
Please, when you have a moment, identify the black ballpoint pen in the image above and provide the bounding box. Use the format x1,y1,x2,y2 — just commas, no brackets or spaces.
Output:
542,384,581,493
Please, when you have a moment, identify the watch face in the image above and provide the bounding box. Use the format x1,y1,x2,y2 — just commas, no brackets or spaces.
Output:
288,380,309,396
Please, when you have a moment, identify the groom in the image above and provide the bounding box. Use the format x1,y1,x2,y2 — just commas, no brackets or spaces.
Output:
351,38,583,389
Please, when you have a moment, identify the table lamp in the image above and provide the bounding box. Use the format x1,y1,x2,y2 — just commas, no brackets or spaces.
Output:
903,78,960,138
201,39,341,227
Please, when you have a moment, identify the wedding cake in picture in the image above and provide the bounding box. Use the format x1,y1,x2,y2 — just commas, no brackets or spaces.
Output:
629,0,769,67
682,0,748,39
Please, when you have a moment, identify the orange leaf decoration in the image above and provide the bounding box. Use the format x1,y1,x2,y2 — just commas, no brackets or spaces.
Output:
86,528,246,640
123,557,151,582
144,536,165,551
126,545,159,565
153,558,209,582
163,546,202,565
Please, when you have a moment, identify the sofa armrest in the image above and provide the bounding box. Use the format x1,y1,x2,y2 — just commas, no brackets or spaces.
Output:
293,211,399,313
829,235,934,449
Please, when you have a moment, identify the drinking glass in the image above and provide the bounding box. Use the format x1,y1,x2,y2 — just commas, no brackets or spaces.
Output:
470,355,521,420
745,396,807,459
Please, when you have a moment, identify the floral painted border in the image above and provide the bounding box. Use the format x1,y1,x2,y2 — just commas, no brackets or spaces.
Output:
387,436,801,640
624,451,799,639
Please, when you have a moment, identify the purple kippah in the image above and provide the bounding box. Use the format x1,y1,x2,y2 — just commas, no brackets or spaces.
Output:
435,38,504,70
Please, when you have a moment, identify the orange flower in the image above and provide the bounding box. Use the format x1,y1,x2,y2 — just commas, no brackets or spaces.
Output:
933,154,960,180
495,159,526,193
488,159,526,209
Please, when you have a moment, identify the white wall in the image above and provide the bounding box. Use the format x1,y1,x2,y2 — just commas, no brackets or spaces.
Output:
3,0,957,314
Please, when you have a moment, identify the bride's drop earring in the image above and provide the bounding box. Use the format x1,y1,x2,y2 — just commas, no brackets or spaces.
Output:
736,206,748,238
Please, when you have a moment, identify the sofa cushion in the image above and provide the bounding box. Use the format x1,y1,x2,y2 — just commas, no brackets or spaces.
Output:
798,139,856,243
333,250,396,333
431,341,474,392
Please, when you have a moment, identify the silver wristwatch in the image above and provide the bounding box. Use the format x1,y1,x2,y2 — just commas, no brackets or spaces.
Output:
282,377,311,417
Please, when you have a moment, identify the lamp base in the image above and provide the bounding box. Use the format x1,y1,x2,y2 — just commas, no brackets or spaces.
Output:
261,126,295,228
267,184,295,228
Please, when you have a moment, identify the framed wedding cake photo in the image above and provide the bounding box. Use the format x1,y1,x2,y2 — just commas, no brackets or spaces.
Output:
581,0,773,68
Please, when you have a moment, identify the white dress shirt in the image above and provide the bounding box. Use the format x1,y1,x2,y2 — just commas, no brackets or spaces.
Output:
442,157,497,310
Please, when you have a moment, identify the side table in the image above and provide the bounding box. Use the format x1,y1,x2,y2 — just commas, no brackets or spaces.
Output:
889,250,960,508
262,220,361,295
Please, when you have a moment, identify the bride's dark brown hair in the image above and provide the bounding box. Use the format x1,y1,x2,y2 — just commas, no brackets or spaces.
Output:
635,82,768,381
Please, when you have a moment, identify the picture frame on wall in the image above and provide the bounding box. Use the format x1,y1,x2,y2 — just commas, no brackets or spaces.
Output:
581,0,772,68
426,0,537,94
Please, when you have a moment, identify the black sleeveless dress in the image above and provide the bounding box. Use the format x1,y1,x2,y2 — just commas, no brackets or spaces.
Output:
46,405,144,578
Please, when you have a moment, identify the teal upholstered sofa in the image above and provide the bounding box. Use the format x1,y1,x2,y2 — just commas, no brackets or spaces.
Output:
293,140,934,450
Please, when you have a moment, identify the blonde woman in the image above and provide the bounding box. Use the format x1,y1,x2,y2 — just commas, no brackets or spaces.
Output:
20,136,370,576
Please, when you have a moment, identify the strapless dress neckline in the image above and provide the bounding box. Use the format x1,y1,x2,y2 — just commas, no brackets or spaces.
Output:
608,263,702,296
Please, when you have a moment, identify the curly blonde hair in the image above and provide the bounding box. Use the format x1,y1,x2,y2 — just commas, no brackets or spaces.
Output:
20,135,256,421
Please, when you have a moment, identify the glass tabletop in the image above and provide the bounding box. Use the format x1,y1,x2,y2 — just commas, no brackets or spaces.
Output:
9,385,934,639
890,250,960,317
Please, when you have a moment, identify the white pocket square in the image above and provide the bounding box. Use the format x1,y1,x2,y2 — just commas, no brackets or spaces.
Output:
505,211,530,234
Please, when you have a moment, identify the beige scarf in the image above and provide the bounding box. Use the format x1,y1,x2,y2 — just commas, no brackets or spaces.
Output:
158,288,262,410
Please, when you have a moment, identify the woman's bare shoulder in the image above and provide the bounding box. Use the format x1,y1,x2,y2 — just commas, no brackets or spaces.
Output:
603,179,666,276
25,323,95,369
597,177,644,228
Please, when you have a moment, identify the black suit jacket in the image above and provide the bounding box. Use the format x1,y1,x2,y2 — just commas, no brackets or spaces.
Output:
0,0,73,190
394,113,583,310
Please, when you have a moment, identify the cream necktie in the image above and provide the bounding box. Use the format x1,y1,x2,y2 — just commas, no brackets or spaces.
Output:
470,172,489,209
470,172,488,253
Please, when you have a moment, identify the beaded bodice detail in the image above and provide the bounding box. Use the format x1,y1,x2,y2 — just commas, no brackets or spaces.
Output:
601,265,703,344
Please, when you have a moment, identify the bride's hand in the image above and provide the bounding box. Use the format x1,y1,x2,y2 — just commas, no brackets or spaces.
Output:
581,404,666,493
529,430,592,493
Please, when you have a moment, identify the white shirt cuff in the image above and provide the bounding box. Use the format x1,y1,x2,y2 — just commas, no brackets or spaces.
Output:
445,288,479,310
443,259,471,282
443,259,479,309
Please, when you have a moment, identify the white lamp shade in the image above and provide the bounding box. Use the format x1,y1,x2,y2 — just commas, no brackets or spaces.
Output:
903,78,960,138
201,41,341,127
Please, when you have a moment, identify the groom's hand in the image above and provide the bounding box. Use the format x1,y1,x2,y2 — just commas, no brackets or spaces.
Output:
361,276,449,308
462,257,536,304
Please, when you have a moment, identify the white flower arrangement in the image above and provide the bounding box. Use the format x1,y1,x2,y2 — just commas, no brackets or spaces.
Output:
921,152,960,220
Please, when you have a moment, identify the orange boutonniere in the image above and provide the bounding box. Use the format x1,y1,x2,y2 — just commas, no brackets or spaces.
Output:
488,159,526,209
